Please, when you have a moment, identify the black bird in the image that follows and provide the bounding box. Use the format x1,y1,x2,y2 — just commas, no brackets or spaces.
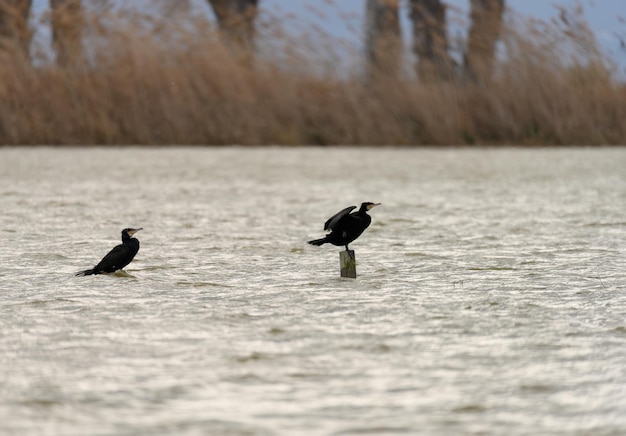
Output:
76,228,142,276
308,202,380,250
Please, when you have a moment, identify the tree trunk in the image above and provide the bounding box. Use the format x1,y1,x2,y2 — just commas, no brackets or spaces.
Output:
50,0,83,66
0,0,32,59
465,0,504,82
409,0,453,81
365,0,402,80
155,0,191,17
207,0,258,52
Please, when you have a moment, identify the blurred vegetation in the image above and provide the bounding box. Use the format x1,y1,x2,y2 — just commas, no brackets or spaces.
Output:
0,0,624,145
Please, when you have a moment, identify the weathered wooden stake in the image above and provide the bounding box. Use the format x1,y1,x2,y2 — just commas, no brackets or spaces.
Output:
340,250,356,278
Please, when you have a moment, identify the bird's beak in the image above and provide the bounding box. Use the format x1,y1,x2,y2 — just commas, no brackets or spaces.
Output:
368,203,381,210
129,228,143,236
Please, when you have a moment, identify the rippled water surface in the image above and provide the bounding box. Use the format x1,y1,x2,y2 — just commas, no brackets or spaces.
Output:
1,147,625,435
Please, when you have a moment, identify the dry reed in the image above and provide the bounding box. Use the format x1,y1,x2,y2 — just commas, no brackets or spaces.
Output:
0,7,624,146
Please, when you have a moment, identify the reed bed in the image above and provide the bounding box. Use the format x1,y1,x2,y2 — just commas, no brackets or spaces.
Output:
0,9,624,146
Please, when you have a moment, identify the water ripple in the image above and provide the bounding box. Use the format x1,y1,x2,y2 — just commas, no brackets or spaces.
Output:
0,147,625,436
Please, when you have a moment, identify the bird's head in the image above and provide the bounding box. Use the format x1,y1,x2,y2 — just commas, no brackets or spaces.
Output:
122,228,143,238
361,202,381,212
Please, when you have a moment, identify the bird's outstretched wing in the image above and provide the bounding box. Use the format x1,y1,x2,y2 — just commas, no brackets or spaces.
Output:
94,244,132,272
324,206,356,231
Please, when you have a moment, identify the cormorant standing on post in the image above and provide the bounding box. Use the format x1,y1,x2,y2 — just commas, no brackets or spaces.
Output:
76,228,142,276
308,202,380,250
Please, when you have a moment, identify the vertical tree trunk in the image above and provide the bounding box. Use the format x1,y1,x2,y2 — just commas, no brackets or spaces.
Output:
365,0,402,80
465,0,504,82
50,0,83,66
409,0,453,81
155,0,191,17
207,0,258,52
0,0,32,59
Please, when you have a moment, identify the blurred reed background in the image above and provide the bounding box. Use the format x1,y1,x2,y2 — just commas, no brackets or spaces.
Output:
0,0,624,146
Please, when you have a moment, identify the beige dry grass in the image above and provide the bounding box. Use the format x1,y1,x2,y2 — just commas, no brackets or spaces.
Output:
0,8,623,146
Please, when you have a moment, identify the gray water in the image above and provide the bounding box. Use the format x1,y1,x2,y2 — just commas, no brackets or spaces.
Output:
1,147,625,436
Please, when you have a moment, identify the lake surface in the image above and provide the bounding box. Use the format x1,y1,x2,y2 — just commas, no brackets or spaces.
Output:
1,147,625,435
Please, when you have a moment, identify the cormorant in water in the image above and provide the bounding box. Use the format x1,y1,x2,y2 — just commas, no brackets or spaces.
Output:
308,202,380,250
76,228,142,276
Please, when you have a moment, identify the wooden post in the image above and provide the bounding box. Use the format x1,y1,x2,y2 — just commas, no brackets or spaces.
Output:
340,250,356,278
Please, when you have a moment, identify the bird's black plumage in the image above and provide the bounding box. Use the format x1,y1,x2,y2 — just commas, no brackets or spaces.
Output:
308,202,380,250
76,228,142,276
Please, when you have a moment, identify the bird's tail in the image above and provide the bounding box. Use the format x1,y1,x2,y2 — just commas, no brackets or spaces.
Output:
308,237,328,246
75,269,96,277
